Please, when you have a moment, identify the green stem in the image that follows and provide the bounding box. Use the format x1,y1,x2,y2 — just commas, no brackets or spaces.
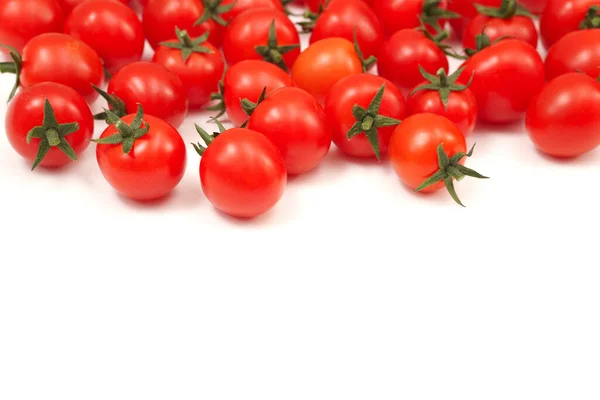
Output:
269,49,283,64
361,115,374,131
46,129,60,147
0,62,16,74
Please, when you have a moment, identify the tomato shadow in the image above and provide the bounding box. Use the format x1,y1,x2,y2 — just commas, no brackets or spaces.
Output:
534,147,600,166
473,119,526,135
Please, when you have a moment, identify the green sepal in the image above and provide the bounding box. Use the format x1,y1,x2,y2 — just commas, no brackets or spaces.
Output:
0,44,23,102
159,27,214,62
296,0,330,32
192,118,225,156
92,85,127,123
240,86,268,128
255,20,299,72
352,29,377,72
463,27,510,57
92,105,150,154
410,66,474,110
195,0,236,27
206,79,226,119
475,0,534,18
580,5,600,29
421,0,461,31
418,21,468,60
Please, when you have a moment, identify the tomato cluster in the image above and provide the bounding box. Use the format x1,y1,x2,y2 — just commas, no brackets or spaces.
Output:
2,0,600,216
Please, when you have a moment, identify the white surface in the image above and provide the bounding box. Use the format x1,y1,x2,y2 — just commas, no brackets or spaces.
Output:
1,14,599,400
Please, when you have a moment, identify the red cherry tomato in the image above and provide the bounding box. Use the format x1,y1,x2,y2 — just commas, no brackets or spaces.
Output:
221,60,294,126
545,29,600,81
222,9,300,71
540,0,600,48
325,74,407,159
447,0,501,37
104,61,189,128
373,0,454,36
153,29,225,109
377,29,449,93
195,126,287,218
95,108,187,201
58,0,127,13
5,82,94,169
306,0,375,11
520,0,547,14
457,38,544,124
246,87,331,174
220,0,284,22
0,0,64,55
526,73,600,157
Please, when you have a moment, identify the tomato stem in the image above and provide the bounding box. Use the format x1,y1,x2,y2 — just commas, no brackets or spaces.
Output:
411,66,473,110
475,0,533,19
45,128,60,147
580,6,600,29
92,105,150,155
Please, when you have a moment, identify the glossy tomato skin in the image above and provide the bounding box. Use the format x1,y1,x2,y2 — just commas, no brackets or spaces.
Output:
20,33,104,102
540,0,599,48
458,39,544,124
96,114,187,200
108,62,188,128
325,74,408,158
373,0,450,36
463,15,538,49
58,0,127,13
545,29,600,81
292,38,363,104
310,0,385,59
447,0,501,37
377,30,449,93
0,0,64,55
153,40,225,109
247,87,331,174
224,60,294,126
526,73,600,157
5,82,94,168
220,0,284,22
222,9,300,69
200,128,287,218
519,0,547,14
407,84,477,136
64,0,145,74
389,113,467,192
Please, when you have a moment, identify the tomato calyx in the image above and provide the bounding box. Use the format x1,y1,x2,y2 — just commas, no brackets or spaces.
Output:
240,87,268,127
422,0,460,31
297,0,329,32
195,0,235,27
416,144,488,207
474,0,533,19
92,85,127,123
192,117,226,156
159,27,214,62
352,30,377,72
206,79,226,120
0,44,23,101
26,99,80,170
463,28,507,57
411,66,474,110
580,6,600,30
92,105,150,154
418,23,467,60
348,84,402,160
255,20,300,72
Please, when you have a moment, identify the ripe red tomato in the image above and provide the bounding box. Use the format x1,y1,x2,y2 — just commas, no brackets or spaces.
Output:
58,0,127,13
101,61,188,128
545,29,600,81
222,9,300,71
447,0,501,38
153,29,225,109
306,0,385,59
372,0,456,36
457,38,544,124
540,0,599,48
0,0,64,55
407,67,477,136
325,74,407,159
519,0,547,14
389,113,487,206
377,29,449,93
246,87,331,174
142,0,226,50
526,73,600,157
292,38,371,104
219,60,294,126
220,0,284,22
64,0,144,75
194,125,287,218
5,82,94,170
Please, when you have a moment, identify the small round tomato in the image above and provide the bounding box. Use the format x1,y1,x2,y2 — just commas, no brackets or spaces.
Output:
389,113,487,206
457,37,544,124
526,73,600,157
100,61,188,128
222,9,300,71
408,67,477,136
447,0,501,38
246,87,331,174
519,0,547,14
373,0,457,36
5,82,94,170
64,0,145,74
292,37,371,104
545,29,600,81
95,106,187,201
220,0,284,23
325,74,407,159
58,0,127,13
194,124,287,218
377,29,449,93
0,0,64,55
540,0,599,48
153,29,225,109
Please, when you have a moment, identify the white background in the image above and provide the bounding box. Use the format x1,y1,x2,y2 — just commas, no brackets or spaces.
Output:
1,8,599,400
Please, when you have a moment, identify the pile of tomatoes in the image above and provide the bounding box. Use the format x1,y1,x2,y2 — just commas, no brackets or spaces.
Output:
1,0,600,216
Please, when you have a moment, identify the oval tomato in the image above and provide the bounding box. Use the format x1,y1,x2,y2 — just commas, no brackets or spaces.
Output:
540,0,600,48
246,87,331,174
58,0,127,13
5,82,94,170
526,73,600,157
545,29,600,81
325,74,407,159
373,0,457,36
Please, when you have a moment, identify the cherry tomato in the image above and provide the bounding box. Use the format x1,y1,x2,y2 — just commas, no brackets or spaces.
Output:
222,9,300,71
220,0,284,22
545,29,600,81
447,0,501,38
0,0,64,55
373,0,456,36
520,0,547,14
5,82,94,170
457,37,544,124
246,87,331,174
526,73,600,157
325,74,407,159
58,0,127,13
407,67,477,136
306,0,375,11
153,29,225,109
377,29,449,93
292,37,370,104
540,0,600,48
194,125,287,218
101,61,188,128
